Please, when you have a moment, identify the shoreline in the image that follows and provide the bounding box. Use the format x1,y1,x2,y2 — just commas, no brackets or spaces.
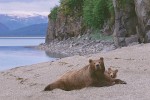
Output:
0,45,56,71
0,43,150,100
37,35,116,57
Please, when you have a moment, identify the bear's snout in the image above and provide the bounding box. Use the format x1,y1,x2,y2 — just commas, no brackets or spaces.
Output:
110,74,113,78
96,64,100,69
110,73,115,78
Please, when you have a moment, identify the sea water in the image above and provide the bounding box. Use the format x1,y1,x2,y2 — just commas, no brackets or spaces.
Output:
0,37,55,71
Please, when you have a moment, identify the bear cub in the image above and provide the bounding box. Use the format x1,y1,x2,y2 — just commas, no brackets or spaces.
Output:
105,67,118,78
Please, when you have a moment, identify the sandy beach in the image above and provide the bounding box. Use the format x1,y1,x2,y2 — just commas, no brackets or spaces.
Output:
1,43,150,100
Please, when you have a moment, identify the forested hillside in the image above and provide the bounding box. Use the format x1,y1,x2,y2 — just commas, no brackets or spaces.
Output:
46,0,150,47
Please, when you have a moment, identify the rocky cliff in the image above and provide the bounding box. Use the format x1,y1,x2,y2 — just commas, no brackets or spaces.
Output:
46,0,150,46
112,0,150,47
134,0,150,42
46,12,86,43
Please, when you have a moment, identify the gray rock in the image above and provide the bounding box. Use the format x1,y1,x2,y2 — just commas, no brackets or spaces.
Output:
38,35,116,57
125,35,139,46
146,19,150,31
146,30,150,42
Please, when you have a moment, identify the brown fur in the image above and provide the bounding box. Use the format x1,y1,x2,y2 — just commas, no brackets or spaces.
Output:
44,57,126,91
105,67,118,78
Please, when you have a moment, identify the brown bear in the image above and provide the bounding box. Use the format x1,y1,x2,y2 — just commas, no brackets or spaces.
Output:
44,57,126,91
105,67,118,78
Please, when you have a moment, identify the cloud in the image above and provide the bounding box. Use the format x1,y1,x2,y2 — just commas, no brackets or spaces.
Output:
0,0,59,16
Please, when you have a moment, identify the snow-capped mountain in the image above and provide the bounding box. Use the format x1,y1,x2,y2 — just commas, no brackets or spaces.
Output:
6,12,48,19
0,13,48,30
0,13,48,37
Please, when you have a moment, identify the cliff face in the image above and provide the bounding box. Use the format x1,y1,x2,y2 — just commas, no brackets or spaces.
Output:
46,11,86,43
134,0,150,42
113,0,150,47
135,0,150,32
46,0,150,45
112,0,138,47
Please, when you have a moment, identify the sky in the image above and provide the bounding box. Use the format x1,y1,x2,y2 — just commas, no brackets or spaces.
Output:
0,0,60,16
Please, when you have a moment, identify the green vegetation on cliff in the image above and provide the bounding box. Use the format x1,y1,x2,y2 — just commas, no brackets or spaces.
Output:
47,0,150,46
60,0,84,16
49,0,114,29
83,0,112,29
48,6,58,21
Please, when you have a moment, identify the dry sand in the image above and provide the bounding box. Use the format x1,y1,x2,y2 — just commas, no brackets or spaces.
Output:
1,43,150,100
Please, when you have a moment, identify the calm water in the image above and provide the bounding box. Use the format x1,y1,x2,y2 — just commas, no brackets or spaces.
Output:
0,37,55,71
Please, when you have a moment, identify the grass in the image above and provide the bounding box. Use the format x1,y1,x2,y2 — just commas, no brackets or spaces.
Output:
90,30,113,41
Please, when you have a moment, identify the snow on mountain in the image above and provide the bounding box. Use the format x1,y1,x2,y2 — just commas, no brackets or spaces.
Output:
7,13,47,19
0,12,48,18
0,13,48,37
0,13,48,30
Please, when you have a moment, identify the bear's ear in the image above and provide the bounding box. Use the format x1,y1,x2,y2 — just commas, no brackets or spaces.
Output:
108,68,111,71
100,57,104,61
89,59,93,63
115,69,118,73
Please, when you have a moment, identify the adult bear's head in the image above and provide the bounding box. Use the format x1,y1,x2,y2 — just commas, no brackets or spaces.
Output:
89,57,105,74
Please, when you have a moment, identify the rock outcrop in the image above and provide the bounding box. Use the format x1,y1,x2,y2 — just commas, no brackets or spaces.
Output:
45,11,86,43
112,0,150,47
134,0,150,43
46,0,150,46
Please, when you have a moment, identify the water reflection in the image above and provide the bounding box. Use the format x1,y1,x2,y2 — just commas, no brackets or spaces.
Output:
0,46,55,71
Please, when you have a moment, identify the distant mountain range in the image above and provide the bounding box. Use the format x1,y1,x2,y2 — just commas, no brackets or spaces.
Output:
0,23,48,37
0,23,9,33
0,14,48,37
